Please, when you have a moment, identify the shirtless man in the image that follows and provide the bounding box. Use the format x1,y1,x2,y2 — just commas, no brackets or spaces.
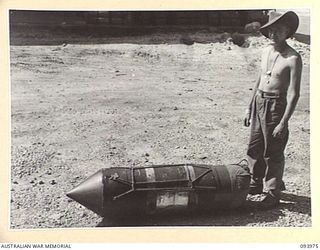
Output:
244,11,302,208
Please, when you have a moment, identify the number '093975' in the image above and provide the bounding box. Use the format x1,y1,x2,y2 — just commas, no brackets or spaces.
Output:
300,244,319,248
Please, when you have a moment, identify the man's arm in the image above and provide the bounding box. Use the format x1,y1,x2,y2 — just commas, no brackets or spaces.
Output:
244,74,261,127
248,74,261,109
244,47,267,127
272,54,302,137
281,54,303,124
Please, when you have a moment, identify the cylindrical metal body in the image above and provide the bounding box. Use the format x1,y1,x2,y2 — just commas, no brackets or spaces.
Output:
67,163,250,217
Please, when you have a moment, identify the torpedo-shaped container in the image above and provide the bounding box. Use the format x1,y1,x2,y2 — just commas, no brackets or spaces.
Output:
67,162,251,217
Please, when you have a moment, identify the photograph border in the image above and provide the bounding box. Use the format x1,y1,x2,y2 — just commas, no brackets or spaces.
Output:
1,0,319,243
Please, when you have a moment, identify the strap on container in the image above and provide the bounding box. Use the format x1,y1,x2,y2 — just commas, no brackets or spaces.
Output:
107,165,217,201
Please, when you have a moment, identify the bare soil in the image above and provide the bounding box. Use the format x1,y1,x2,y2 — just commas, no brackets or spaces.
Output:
10,32,310,228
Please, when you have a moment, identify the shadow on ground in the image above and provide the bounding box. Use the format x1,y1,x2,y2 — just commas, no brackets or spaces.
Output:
10,25,310,47
280,192,311,216
9,25,249,46
96,192,311,227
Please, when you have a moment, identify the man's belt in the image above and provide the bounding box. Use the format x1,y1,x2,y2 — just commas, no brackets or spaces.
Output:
257,89,285,99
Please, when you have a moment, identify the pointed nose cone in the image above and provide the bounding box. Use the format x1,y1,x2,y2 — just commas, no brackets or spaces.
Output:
67,169,104,216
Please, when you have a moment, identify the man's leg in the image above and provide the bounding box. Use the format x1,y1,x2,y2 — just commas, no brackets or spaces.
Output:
247,95,266,194
263,128,289,196
260,97,288,206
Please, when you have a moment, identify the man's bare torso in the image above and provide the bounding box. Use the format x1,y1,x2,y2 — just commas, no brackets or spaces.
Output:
259,45,300,94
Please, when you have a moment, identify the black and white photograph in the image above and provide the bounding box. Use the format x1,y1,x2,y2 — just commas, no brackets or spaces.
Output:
9,8,311,228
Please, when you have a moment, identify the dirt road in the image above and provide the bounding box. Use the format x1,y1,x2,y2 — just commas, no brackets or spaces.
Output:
10,33,310,228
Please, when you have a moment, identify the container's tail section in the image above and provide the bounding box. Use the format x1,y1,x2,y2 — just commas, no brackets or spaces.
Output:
212,164,251,209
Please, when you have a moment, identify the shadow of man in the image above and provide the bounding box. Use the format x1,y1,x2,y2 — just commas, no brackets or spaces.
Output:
279,192,311,216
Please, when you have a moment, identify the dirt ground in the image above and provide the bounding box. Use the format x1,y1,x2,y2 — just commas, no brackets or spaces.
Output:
10,31,310,228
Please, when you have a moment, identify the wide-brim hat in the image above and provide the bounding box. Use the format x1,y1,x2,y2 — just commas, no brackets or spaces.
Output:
260,11,299,38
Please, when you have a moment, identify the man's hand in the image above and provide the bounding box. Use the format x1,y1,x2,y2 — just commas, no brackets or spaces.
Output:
272,122,287,138
244,109,251,127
